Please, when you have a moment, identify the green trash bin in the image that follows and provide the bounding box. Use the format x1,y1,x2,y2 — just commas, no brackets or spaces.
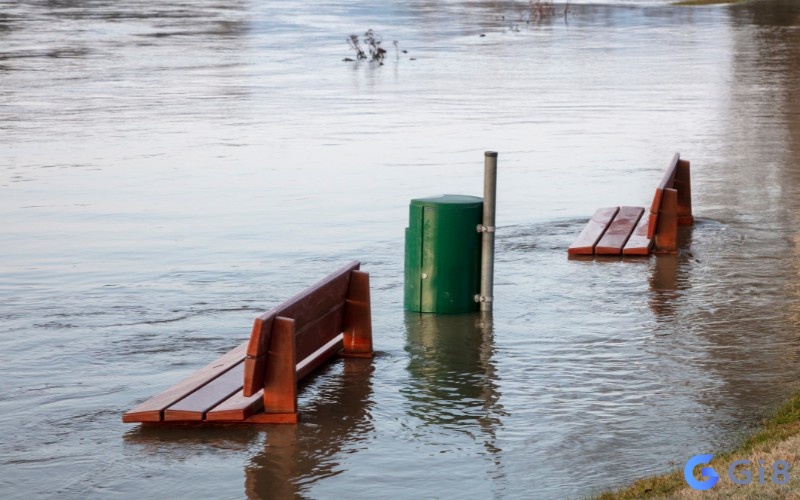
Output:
404,194,483,313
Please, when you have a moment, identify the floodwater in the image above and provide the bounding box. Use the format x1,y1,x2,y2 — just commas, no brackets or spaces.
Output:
2,0,800,498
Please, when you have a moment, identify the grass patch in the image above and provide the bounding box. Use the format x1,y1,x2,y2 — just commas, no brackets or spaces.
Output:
673,0,748,5
597,392,800,498
736,392,800,453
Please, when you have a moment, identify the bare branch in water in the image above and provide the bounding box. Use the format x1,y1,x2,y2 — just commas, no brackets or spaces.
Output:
345,29,394,64
347,34,366,60
363,29,386,62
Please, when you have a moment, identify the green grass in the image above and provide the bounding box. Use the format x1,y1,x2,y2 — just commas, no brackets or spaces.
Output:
736,392,800,452
596,392,800,498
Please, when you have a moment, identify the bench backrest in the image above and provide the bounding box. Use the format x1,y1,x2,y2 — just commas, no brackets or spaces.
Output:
647,153,681,239
242,261,362,396
123,261,372,424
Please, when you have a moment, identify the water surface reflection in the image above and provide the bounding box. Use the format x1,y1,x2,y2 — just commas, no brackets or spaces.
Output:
404,312,503,439
244,358,375,499
647,224,694,319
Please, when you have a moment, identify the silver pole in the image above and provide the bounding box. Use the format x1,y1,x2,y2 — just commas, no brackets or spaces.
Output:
480,151,497,313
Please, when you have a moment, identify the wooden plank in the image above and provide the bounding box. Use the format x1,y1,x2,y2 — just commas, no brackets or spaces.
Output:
246,295,348,395
646,187,663,240
246,315,273,358
623,212,653,255
654,187,678,253
206,388,264,421
212,334,346,421
163,362,245,421
263,317,297,416
294,302,345,362
342,270,374,357
567,207,619,255
648,153,681,239
675,159,693,224
297,333,344,380
595,206,644,255
252,261,359,337
215,333,346,420
243,354,267,397
656,152,681,191
122,341,248,423
243,261,358,394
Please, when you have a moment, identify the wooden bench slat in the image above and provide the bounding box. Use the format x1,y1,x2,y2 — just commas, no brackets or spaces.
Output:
273,262,356,333
246,261,359,357
675,159,693,224
655,152,681,192
163,361,245,421
243,291,348,396
242,354,268,397
342,270,374,357
654,187,678,253
122,341,248,423
205,389,264,421
567,207,619,255
262,317,297,416
243,262,359,396
622,212,653,255
297,333,344,380
295,302,346,362
245,316,273,359
213,334,346,421
595,206,644,255
647,187,663,240
648,153,681,239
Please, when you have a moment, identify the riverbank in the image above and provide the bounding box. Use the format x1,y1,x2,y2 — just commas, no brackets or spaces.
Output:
597,392,800,498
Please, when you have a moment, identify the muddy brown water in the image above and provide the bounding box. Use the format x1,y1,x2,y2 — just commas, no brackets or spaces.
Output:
2,0,800,498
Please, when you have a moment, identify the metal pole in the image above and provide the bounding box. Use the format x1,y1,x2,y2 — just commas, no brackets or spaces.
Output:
480,151,497,313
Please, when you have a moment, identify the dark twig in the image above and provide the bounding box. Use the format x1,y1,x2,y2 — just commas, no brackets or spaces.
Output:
347,34,366,60
346,29,390,63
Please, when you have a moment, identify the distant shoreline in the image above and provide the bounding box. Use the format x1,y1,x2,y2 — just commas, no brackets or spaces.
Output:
673,0,748,6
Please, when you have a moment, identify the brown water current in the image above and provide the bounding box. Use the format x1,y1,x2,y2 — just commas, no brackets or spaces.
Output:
2,0,800,498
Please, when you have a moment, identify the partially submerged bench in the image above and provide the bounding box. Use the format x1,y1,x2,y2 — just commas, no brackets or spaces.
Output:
568,153,693,256
123,261,373,425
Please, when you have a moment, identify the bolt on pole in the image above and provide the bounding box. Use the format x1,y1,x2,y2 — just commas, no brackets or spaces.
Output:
480,151,497,313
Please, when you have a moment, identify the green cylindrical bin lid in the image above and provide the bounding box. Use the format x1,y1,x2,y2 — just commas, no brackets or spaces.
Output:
409,194,484,209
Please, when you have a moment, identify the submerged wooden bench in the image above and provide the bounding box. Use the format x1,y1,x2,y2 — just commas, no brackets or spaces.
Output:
568,153,693,256
123,261,373,425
